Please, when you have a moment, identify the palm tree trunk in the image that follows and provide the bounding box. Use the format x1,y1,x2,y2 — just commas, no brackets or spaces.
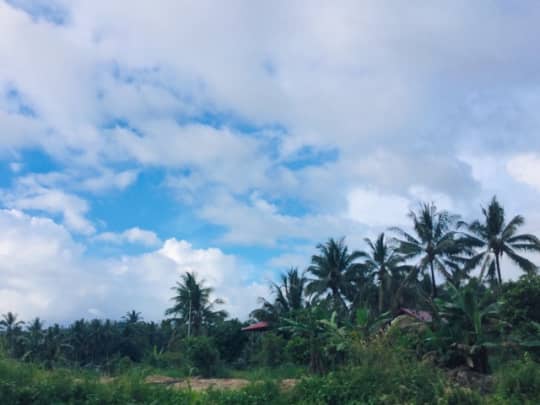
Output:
378,270,384,314
430,261,437,298
495,254,503,287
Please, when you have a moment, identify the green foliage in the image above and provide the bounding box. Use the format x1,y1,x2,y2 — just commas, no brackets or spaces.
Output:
183,336,222,377
501,275,540,334
281,308,349,374
285,335,310,365
258,333,287,368
494,355,540,403
290,343,483,405
166,272,228,336
205,381,285,405
209,319,249,364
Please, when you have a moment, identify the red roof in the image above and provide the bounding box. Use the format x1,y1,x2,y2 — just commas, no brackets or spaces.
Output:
241,321,270,331
399,308,433,322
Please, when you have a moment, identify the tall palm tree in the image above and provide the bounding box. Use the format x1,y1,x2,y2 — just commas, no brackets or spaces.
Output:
251,267,307,322
392,202,461,298
462,196,540,285
306,237,363,315
359,233,406,313
165,272,227,336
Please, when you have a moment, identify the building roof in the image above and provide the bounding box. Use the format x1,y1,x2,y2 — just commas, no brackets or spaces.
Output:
241,321,270,332
398,307,433,322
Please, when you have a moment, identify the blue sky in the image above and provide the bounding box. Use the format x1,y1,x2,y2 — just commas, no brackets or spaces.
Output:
1,0,540,322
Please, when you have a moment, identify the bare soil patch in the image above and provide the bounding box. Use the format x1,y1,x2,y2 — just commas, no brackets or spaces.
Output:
145,375,298,391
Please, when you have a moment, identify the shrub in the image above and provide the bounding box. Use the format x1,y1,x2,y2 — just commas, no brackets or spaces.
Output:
285,335,310,365
257,333,287,368
184,336,221,377
501,275,540,329
495,355,540,403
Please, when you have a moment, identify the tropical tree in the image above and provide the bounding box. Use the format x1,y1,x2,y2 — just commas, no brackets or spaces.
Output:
22,318,45,362
122,310,143,324
251,267,307,322
165,272,227,337
461,196,540,286
0,312,25,355
306,238,364,316
359,233,406,313
392,202,462,298
430,280,501,373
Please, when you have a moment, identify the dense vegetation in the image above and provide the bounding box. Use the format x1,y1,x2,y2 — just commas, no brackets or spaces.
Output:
1,196,539,403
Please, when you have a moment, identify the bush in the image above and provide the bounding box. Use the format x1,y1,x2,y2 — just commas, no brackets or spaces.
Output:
184,336,222,377
257,333,287,368
501,275,540,327
285,335,310,365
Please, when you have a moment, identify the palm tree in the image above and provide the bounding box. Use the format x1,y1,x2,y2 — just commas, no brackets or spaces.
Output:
359,233,406,313
392,202,461,298
24,318,45,361
0,312,25,356
272,267,307,313
306,237,363,315
165,272,227,336
251,267,307,322
462,196,540,286
0,312,24,333
122,310,143,324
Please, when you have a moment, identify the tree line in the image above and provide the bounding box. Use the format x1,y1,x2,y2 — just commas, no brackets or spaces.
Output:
1,195,539,375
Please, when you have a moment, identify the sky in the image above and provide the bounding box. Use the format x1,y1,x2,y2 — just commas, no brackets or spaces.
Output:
1,0,540,323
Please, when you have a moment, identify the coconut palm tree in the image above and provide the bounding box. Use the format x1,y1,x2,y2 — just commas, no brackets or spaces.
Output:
273,267,307,313
122,310,143,324
0,312,24,333
359,233,406,313
461,196,540,286
251,267,307,322
392,202,461,298
306,237,364,315
165,272,227,336
0,312,25,356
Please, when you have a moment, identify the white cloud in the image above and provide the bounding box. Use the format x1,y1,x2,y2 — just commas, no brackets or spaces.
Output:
95,227,161,247
1,0,540,321
346,188,410,227
199,191,365,246
1,178,95,235
507,154,540,191
78,169,139,193
0,209,263,321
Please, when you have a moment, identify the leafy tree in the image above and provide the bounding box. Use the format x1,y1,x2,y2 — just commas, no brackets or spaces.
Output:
500,274,540,336
306,238,363,316
392,202,461,298
165,272,227,337
462,196,540,286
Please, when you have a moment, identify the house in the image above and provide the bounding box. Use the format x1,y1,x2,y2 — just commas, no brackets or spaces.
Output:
241,321,270,332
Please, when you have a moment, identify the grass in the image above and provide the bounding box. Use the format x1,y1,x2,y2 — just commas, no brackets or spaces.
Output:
1,351,540,404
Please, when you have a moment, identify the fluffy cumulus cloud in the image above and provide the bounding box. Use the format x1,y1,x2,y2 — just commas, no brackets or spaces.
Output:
1,1,540,320
0,209,263,321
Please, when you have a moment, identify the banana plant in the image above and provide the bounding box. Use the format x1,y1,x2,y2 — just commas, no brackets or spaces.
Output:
428,279,502,372
280,307,349,374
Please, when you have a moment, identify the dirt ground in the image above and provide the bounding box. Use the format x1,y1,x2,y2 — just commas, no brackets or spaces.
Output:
145,375,298,391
